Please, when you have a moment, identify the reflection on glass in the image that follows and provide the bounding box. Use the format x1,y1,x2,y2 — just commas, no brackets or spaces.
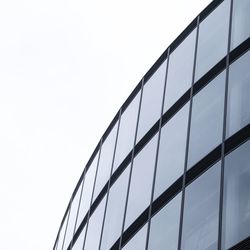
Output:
195,0,230,81
72,226,86,250
57,211,69,250
76,153,99,230
84,196,106,250
63,182,82,250
181,162,220,250
100,168,130,250
137,60,167,141
164,29,196,111
154,103,189,199
226,51,250,138
231,0,250,50
124,136,157,229
222,141,250,249
122,224,147,250
93,123,118,200
113,93,140,172
188,71,225,168
148,193,181,250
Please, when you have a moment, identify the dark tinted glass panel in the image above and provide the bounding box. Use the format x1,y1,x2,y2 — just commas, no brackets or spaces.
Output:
57,211,69,250
148,193,181,250
222,141,250,249
72,226,86,250
181,162,220,250
124,135,157,229
122,224,147,250
188,71,225,168
154,103,189,199
226,51,250,138
84,196,106,250
137,60,167,141
113,93,140,172
63,182,82,250
93,123,118,200
100,168,130,250
76,153,99,230
164,29,196,111
195,1,230,81
231,0,250,50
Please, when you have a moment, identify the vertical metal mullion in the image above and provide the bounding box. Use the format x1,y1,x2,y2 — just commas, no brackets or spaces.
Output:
69,168,86,250
218,1,233,249
177,15,200,250
62,200,72,250
99,109,122,250
145,48,170,250
118,79,144,250
82,138,103,250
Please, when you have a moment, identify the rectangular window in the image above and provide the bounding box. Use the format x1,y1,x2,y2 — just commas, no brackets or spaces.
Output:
181,162,221,250
195,0,230,81
226,51,250,138
222,141,250,249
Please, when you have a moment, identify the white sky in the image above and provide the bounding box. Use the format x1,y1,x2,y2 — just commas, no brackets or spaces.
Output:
0,0,211,249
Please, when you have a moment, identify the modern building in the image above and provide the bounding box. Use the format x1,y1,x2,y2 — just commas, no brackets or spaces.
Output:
53,0,250,249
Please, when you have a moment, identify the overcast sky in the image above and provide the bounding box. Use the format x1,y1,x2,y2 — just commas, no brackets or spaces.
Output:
0,0,211,249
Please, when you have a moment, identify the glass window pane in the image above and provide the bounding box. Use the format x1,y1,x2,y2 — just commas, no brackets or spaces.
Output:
226,51,250,138
76,153,99,230
100,168,130,250
122,224,147,250
93,123,118,200
57,211,69,250
148,193,181,250
222,141,250,249
188,71,225,168
84,196,106,250
124,135,157,229
154,103,189,199
164,29,196,111
181,162,221,250
231,0,250,50
72,226,86,250
195,1,230,81
137,60,167,141
63,182,82,250
113,93,140,172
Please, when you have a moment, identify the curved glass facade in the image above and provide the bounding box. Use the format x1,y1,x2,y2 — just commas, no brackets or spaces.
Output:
53,1,250,249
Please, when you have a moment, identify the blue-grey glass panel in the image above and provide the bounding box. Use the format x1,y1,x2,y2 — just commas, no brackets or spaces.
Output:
222,141,250,249
93,123,118,200
57,211,69,250
137,60,167,142
226,51,250,138
63,182,83,250
124,135,157,229
195,0,230,81
154,103,189,199
231,0,250,50
164,30,196,111
122,224,147,250
84,195,106,250
181,162,220,250
76,154,98,230
72,226,86,250
100,168,130,250
148,193,181,250
113,93,140,172
188,71,225,168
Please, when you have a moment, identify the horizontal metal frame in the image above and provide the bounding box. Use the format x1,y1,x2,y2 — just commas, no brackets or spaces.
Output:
60,39,250,250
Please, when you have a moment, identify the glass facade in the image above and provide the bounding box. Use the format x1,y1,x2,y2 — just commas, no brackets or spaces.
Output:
54,1,250,250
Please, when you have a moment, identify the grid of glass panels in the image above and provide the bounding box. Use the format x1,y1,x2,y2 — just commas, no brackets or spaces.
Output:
54,1,250,250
